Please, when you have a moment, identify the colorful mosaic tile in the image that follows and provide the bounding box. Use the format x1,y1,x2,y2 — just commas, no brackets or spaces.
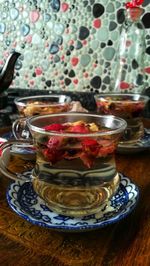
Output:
0,0,149,93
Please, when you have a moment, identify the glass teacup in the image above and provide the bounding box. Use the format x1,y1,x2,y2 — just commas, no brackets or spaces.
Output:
12,94,71,139
0,113,126,217
95,93,149,146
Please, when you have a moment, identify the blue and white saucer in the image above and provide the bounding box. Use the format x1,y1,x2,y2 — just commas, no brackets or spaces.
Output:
117,129,150,154
6,173,139,232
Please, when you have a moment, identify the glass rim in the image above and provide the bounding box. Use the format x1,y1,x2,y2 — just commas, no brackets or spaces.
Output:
27,112,127,137
14,94,71,107
94,93,149,102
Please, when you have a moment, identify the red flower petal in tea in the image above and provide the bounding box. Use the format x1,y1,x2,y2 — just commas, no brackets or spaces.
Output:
44,124,66,131
80,153,95,168
47,136,63,149
43,148,64,164
82,138,98,147
68,124,89,133
82,138,99,156
98,144,115,157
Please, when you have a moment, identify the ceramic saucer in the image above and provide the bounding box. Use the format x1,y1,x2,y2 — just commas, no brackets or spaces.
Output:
6,172,139,232
117,129,150,154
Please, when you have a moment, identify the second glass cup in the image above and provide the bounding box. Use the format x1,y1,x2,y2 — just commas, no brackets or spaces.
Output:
95,93,149,146
12,94,71,139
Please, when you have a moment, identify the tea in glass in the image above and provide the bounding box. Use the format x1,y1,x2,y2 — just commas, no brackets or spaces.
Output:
27,113,126,216
0,113,126,216
95,94,149,146
13,94,71,139
15,95,71,116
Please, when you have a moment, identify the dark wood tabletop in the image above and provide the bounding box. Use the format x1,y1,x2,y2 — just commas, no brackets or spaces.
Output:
0,121,150,266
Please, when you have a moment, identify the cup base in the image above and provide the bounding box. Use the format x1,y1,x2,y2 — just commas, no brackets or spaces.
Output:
119,120,144,147
33,173,120,217
118,133,144,147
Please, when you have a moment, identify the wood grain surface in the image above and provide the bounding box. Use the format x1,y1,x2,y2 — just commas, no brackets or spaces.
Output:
0,123,150,266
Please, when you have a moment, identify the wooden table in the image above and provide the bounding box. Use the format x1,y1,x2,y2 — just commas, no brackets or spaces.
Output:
0,123,150,266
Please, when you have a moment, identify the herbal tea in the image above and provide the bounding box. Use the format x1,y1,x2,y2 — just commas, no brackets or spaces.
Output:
1,113,126,217
30,116,125,217
13,95,71,140
95,94,149,145
15,95,71,117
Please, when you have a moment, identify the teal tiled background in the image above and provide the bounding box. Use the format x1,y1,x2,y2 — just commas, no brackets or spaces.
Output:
0,0,149,93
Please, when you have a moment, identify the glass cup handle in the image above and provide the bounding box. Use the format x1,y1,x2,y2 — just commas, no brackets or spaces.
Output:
12,118,30,139
0,140,34,181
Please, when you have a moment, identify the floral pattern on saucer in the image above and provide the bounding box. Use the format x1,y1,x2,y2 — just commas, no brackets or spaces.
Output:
6,172,139,232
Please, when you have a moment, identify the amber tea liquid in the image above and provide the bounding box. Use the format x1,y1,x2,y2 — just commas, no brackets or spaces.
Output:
32,153,120,217
26,112,126,217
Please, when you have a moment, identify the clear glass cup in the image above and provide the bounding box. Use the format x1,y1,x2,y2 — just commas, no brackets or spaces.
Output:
0,113,126,217
12,94,71,139
95,93,149,146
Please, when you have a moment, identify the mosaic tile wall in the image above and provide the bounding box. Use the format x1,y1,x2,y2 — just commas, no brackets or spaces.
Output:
0,0,149,93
